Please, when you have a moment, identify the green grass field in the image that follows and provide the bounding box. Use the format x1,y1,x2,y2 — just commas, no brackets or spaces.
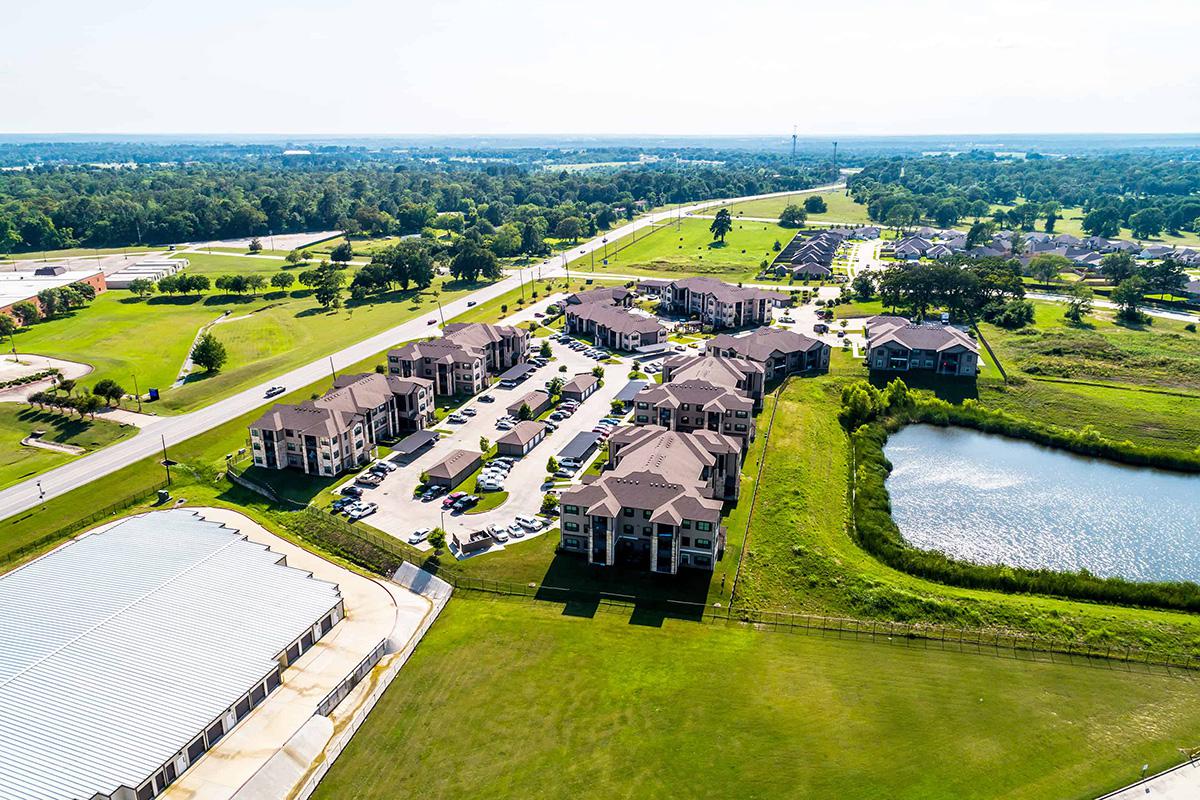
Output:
716,189,873,225
0,245,159,261
313,595,1200,800
8,253,494,414
980,301,1200,391
0,406,135,491
564,217,796,282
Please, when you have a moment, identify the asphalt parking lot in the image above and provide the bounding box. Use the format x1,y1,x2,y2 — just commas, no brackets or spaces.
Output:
340,327,632,555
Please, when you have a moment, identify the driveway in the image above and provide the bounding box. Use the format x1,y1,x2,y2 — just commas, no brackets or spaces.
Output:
348,329,630,550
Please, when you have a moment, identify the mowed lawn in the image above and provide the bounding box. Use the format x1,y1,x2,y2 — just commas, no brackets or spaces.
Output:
314,596,1200,800
0,405,135,490
566,217,794,281
718,189,873,225
9,253,491,413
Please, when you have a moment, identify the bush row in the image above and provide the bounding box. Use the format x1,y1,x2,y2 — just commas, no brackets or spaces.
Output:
0,369,60,390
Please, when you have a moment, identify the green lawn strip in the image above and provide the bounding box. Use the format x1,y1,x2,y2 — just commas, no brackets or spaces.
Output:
718,189,872,225
563,217,794,282
735,376,1200,651
3,245,159,260
0,406,137,491
312,595,1200,800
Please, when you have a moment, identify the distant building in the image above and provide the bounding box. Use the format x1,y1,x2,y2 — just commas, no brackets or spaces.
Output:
564,286,633,307
0,267,107,324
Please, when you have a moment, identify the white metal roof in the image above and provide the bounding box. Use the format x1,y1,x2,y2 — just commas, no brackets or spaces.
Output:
0,510,342,800
0,268,103,308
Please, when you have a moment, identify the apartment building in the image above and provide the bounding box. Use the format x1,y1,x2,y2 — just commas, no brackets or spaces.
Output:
386,322,529,396
629,380,756,442
659,276,787,330
564,303,667,351
706,326,831,377
249,372,434,476
661,354,765,407
607,424,743,501
864,315,979,377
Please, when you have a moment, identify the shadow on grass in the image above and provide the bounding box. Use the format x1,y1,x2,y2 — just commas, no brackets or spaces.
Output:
868,369,979,403
14,408,97,441
239,465,341,505
534,551,712,626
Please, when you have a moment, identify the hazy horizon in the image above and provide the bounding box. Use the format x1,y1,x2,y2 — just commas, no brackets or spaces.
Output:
4,0,1198,136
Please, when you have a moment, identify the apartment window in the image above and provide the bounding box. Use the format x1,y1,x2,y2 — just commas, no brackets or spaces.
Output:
682,520,692,529
642,509,651,519
681,536,691,547
736,410,748,418
250,429,261,438
696,521,713,532
623,524,634,534
563,504,579,515
695,538,713,549
636,415,649,423
681,403,690,411
694,555,712,567
623,507,634,517
735,424,747,432
564,536,582,548
565,522,580,532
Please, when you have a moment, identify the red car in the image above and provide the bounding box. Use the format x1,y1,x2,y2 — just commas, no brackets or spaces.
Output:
442,491,465,508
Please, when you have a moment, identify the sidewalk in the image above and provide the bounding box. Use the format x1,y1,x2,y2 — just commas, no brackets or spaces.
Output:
1099,758,1200,799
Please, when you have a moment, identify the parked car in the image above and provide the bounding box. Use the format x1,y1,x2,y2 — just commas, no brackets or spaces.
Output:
331,497,355,512
813,323,829,334
490,524,510,543
453,494,479,511
515,514,543,531
544,420,559,431
264,385,286,398
507,522,525,539
442,491,466,509
355,473,383,487
340,485,364,497
349,502,378,520
478,479,504,492
462,407,478,416
479,394,495,403
554,468,574,479
408,528,432,545
466,300,477,307
427,318,438,325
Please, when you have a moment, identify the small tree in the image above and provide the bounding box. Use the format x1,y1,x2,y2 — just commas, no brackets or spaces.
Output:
804,194,828,214
128,277,156,298
271,272,295,292
547,377,564,396
710,208,733,242
1064,283,1093,323
779,204,808,228
248,237,263,253
539,340,552,358
540,493,559,514
330,241,354,264
546,456,559,473
0,314,15,338
93,378,125,407
1112,276,1147,322
11,301,39,326
246,274,268,295
610,399,625,415
479,436,491,453
591,365,605,379
285,249,302,267
517,402,533,421
428,527,447,553
192,332,228,372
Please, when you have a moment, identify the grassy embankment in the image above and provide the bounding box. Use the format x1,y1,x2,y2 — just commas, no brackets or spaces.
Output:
312,595,1200,800
0,406,136,490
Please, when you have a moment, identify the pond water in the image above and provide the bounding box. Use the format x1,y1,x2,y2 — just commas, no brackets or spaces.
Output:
883,425,1200,583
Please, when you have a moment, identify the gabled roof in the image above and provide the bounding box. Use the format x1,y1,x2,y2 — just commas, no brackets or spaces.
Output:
664,354,764,390
562,373,600,395
566,303,665,336
633,380,754,414
426,449,481,479
565,286,632,306
496,420,545,447
667,276,787,305
707,327,825,362
868,323,979,354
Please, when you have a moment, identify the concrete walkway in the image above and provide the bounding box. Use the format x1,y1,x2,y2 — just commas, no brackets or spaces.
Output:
0,354,93,402
1098,758,1200,799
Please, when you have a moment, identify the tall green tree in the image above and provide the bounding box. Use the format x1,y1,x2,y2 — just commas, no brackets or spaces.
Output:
191,332,228,372
710,208,733,242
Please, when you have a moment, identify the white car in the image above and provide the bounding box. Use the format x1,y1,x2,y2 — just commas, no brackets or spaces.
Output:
490,525,510,543
349,502,378,520
507,522,525,539
478,479,504,491
515,514,543,532
462,408,477,416
495,420,514,430
448,413,467,423
408,528,432,545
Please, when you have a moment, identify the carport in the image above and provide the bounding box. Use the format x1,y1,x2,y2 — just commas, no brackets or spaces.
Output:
394,430,439,458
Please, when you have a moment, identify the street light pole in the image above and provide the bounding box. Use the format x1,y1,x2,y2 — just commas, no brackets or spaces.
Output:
161,434,172,486
132,374,142,412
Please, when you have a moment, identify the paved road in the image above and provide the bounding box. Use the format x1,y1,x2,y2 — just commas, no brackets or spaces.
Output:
0,183,842,523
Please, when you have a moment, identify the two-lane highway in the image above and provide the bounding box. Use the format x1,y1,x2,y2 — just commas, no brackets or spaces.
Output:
0,182,843,522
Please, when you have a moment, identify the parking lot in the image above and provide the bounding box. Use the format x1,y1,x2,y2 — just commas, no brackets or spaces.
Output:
332,323,633,557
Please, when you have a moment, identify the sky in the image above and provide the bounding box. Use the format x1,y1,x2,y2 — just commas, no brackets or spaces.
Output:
3,0,1198,136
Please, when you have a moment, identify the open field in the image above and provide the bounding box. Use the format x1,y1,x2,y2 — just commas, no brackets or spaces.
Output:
313,595,1200,800
0,406,135,491
980,301,1200,391
714,189,873,225
0,245,159,261
564,217,796,282
9,253,493,413
992,202,1200,248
